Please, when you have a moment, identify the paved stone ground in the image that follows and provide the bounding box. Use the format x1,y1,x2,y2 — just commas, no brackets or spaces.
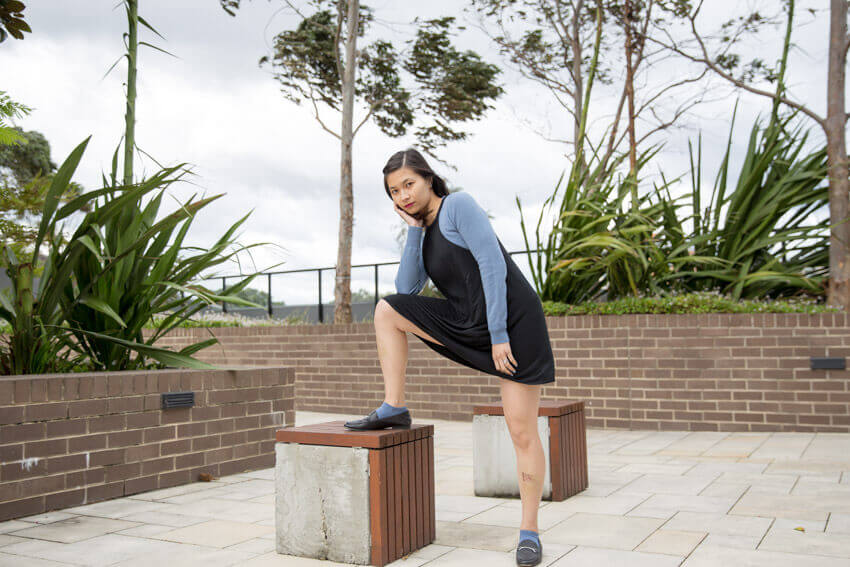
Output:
1,410,849,566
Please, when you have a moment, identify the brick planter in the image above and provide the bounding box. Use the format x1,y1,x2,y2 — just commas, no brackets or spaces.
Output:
0,366,295,522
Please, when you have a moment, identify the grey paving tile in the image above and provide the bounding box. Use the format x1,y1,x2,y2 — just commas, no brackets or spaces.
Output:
0,534,30,548
110,544,256,566
433,520,518,552
613,432,693,456
0,553,73,566
617,462,696,475
0,521,37,535
544,492,651,516
8,516,141,544
684,461,768,477
759,528,850,558
697,533,761,550
683,544,850,566
634,529,705,556
764,461,846,479
662,511,772,537
408,543,455,561
543,512,664,550
15,513,78,525
61,499,176,520
153,519,273,548
117,510,206,528
826,512,850,534
655,432,728,457
223,537,275,554
628,493,738,516
623,474,717,496
1,534,188,566
771,517,826,533
549,545,683,566
462,501,575,530
749,434,814,461
730,492,838,521
800,434,850,462
701,434,771,458
124,482,219,502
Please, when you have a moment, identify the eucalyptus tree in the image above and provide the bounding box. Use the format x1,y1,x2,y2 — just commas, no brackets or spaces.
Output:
0,0,29,44
0,127,86,248
220,0,504,323
647,0,850,309
466,0,708,186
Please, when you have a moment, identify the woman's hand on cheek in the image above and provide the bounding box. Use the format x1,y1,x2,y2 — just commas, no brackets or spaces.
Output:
395,203,423,227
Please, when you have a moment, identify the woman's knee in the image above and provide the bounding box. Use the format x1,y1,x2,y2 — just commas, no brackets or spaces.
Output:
374,299,395,325
505,417,539,450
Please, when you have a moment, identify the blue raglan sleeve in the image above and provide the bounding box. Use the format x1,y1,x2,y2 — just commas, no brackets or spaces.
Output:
448,193,509,345
394,225,428,294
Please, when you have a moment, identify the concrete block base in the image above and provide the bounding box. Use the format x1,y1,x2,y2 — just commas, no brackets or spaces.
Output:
275,442,371,564
472,414,552,499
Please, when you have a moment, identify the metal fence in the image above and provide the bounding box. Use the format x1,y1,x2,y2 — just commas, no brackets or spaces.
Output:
205,248,543,323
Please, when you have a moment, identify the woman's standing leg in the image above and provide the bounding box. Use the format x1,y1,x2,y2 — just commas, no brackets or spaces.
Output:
500,378,545,532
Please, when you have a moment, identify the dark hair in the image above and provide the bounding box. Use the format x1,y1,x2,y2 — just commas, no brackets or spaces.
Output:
382,147,449,200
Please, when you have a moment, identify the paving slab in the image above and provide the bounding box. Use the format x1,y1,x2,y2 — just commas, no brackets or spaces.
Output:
543,512,665,550
549,545,683,566
683,543,850,566
826,512,850,534
462,501,576,530
1,533,193,566
634,528,705,556
153,519,273,548
729,492,839,521
662,511,772,537
759,527,850,558
7,516,140,544
433,520,518,552
0,554,72,566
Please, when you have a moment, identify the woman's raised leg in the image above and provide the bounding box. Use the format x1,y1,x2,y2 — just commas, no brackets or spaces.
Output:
374,299,444,406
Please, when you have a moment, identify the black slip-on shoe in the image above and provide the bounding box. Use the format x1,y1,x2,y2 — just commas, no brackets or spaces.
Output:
515,538,542,566
344,409,411,430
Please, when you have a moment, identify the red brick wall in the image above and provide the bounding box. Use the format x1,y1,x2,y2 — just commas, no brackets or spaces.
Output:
0,367,294,522
147,313,850,432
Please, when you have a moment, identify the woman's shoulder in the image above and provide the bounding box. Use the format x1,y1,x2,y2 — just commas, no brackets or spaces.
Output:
444,191,480,215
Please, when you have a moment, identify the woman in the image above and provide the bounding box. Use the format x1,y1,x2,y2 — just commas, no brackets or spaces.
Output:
344,148,555,567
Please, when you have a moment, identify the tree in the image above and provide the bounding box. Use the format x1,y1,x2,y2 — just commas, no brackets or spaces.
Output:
647,0,850,309
0,0,29,44
219,0,504,324
0,128,86,247
466,0,709,184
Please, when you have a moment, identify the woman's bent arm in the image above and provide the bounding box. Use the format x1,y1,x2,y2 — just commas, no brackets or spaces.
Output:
394,225,428,294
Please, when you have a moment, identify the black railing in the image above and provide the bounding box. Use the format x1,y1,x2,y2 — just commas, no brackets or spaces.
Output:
211,248,543,322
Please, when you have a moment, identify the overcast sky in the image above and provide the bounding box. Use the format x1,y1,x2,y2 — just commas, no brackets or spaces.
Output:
1,0,833,306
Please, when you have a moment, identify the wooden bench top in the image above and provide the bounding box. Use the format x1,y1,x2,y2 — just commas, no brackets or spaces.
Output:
472,400,584,417
276,421,433,449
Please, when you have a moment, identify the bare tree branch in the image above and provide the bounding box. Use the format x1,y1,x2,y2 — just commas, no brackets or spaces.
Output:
646,7,826,128
308,86,341,139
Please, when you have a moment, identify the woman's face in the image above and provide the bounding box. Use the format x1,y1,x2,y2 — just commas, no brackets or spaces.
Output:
386,167,432,219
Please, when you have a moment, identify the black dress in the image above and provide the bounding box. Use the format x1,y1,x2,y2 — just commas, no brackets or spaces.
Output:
383,196,556,385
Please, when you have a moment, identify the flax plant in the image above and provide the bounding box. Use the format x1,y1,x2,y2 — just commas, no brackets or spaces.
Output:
661,106,829,300
0,137,271,374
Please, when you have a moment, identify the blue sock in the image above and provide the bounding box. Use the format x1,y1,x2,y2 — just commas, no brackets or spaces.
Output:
519,529,540,546
376,401,408,419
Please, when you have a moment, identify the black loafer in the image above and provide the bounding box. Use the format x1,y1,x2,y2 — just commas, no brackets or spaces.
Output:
344,409,411,430
516,538,542,566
